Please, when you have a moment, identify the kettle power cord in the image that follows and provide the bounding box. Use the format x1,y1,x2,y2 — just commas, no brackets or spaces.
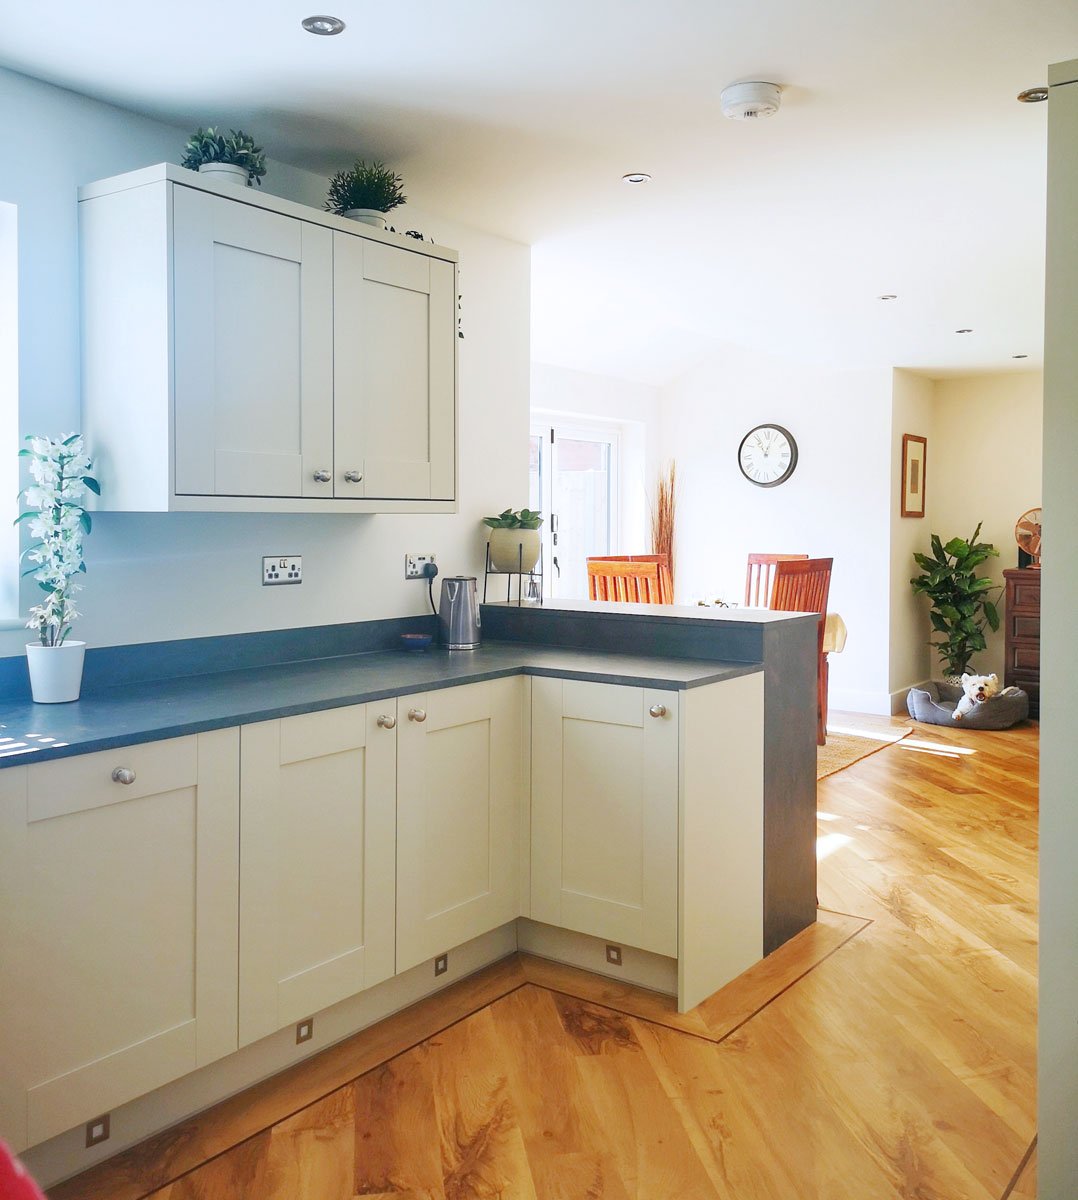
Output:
423,561,439,615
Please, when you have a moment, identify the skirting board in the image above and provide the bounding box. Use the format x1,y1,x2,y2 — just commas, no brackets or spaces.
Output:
24,924,517,1191
517,918,678,997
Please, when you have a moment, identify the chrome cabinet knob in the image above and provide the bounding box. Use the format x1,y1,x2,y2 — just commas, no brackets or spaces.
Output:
648,704,667,719
408,708,427,723
377,714,397,730
111,767,136,785
313,469,331,483
344,470,363,484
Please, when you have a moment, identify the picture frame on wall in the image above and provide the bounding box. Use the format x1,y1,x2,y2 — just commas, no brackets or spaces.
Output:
901,433,927,518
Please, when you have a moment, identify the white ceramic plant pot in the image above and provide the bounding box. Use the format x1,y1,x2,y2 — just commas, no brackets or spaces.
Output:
26,640,86,704
488,528,541,574
342,208,388,229
198,162,249,186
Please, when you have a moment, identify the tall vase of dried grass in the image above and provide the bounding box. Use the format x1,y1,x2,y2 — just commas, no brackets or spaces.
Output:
650,461,677,596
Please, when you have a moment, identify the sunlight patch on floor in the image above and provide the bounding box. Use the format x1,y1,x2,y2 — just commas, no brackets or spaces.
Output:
816,832,853,860
898,738,977,759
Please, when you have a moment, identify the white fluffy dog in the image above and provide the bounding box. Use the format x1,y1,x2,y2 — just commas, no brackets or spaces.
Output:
952,672,1001,720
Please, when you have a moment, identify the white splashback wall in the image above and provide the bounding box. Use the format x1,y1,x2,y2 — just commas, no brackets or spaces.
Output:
930,371,1043,680
657,343,895,712
0,65,530,657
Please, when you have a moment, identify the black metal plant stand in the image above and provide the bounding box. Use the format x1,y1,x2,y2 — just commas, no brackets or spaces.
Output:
482,543,544,606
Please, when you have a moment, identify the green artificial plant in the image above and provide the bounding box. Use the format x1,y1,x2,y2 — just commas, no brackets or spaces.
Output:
181,127,267,186
910,523,1002,678
324,160,407,215
482,508,543,531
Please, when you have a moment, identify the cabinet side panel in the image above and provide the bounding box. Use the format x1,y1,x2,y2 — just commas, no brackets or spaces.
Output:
529,676,564,927
0,767,30,1150
429,259,457,499
679,673,764,1012
80,184,171,511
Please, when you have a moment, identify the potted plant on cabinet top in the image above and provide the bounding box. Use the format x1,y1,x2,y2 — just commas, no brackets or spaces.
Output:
910,524,1001,681
181,127,267,187
324,160,407,228
16,434,99,703
483,508,543,573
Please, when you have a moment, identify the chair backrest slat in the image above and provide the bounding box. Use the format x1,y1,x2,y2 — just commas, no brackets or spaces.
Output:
587,556,672,605
744,553,809,607
768,557,833,621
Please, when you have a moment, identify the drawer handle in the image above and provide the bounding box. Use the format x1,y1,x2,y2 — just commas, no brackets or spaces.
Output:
648,704,667,719
377,714,397,730
344,470,363,484
408,708,427,723
313,469,331,483
111,767,136,785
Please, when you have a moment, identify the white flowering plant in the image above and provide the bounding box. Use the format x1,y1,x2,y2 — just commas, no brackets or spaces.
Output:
16,434,100,647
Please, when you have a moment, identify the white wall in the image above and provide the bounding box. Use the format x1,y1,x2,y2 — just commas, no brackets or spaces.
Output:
0,66,530,657
930,372,1043,680
531,362,659,555
889,369,935,697
658,342,894,712
1040,57,1078,1200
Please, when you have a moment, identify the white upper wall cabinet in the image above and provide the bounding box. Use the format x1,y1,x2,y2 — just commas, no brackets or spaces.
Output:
78,164,458,513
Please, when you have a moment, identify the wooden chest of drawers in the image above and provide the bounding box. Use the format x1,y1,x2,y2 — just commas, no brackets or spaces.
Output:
1003,568,1041,718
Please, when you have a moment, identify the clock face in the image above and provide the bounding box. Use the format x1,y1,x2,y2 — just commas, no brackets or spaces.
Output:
738,424,798,488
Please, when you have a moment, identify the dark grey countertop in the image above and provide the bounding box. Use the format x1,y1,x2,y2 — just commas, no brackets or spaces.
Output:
0,642,760,766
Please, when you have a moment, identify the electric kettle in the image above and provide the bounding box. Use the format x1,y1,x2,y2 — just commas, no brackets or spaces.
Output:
439,576,481,650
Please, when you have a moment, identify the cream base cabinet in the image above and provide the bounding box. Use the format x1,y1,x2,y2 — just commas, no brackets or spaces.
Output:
0,731,239,1153
238,705,397,1046
530,677,678,957
395,678,524,972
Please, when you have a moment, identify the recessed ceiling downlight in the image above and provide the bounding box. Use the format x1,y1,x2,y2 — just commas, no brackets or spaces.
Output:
720,81,782,120
622,173,652,184
878,294,897,301
1017,87,1049,103
1013,354,1029,359
302,14,345,35
956,328,973,334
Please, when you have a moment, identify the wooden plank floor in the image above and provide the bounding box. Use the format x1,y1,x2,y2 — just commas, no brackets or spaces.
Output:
51,714,1038,1200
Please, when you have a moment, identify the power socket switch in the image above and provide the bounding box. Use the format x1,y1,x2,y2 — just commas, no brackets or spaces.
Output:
405,553,437,580
263,556,302,586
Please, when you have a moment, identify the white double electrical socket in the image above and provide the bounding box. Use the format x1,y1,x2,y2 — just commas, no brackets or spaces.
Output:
263,556,303,585
405,553,437,580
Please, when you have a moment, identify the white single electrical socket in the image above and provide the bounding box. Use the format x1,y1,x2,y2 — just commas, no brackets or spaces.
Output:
263,556,302,586
405,553,436,580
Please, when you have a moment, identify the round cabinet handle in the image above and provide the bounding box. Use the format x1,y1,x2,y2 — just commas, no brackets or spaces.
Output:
648,704,667,719
111,767,136,785
408,708,427,723
343,470,363,484
313,469,331,483
377,714,397,730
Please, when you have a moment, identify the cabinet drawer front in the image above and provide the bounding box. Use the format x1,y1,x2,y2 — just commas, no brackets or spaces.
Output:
1009,643,1040,672
28,736,197,822
1010,614,1040,640
1009,580,1041,611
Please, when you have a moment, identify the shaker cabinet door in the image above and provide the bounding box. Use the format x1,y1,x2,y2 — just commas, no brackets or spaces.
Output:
0,731,239,1152
172,186,334,498
238,705,397,1046
333,236,456,501
395,679,522,971
531,677,678,957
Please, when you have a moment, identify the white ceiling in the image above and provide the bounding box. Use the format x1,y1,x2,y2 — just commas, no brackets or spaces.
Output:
4,1,1077,386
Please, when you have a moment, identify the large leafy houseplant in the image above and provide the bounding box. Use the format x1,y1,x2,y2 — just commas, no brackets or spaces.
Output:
181,127,267,186
17,434,99,646
910,524,1001,678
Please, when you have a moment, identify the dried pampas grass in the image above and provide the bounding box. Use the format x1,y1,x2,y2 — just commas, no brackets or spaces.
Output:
650,461,677,590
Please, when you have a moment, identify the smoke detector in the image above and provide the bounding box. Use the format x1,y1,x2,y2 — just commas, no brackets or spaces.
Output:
721,81,782,120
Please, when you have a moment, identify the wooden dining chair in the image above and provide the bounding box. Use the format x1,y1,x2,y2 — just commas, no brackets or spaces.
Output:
587,555,673,605
768,557,834,746
744,553,809,607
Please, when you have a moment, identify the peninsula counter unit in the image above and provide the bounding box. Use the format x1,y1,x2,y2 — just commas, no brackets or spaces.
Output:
0,609,815,1187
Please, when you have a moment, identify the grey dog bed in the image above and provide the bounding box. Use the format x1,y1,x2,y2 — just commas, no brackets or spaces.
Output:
906,681,1029,729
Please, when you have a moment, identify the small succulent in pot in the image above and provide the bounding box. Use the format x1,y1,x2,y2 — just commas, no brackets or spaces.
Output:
482,508,543,531
325,160,407,224
181,127,267,186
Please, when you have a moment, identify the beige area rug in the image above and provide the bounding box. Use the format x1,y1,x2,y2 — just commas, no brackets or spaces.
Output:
818,716,913,779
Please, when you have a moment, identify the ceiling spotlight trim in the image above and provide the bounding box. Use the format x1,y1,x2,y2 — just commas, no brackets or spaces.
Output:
1017,87,1049,103
1012,354,1029,359
622,172,652,184
720,81,782,121
302,14,346,35
878,294,897,301
955,328,973,334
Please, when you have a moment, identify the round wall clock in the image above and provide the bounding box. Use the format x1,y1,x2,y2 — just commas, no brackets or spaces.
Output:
738,424,798,488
